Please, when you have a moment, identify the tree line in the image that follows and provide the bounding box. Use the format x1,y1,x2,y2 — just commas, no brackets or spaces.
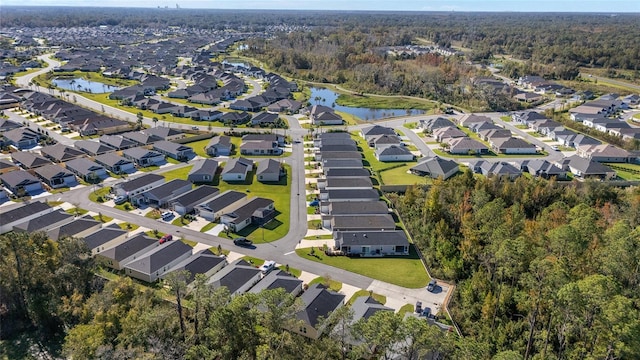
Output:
388,172,640,359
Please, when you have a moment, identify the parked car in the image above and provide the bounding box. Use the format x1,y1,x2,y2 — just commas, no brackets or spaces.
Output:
259,260,276,274
308,199,319,207
159,234,173,244
415,301,423,313
161,211,173,220
233,237,253,247
426,279,437,292
114,195,127,205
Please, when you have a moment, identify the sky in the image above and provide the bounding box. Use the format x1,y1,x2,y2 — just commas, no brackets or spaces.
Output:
1,0,639,12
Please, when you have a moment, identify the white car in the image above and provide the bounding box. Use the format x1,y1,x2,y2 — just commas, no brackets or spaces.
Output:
259,260,276,275
161,211,173,220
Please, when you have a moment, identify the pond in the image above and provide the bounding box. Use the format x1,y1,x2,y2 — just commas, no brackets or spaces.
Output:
309,87,425,121
53,78,121,93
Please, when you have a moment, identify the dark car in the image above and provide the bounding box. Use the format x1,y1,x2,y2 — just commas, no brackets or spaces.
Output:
427,279,437,292
415,301,423,313
233,237,253,247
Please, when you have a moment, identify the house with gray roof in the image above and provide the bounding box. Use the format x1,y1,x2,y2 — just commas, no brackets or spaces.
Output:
122,147,165,167
11,152,51,169
447,137,489,155
94,152,135,174
205,135,232,156
97,233,159,270
490,137,537,154
324,168,370,178
432,126,466,142
164,248,227,285
0,118,21,132
317,177,372,191
577,144,632,163
410,156,459,180
40,144,86,163
122,131,163,146
316,151,361,162
220,197,275,232
124,240,193,283
75,139,116,156
368,134,402,150
0,170,43,196
152,141,194,161
188,159,218,183
319,189,380,202
137,179,192,207
170,185,220,215
207,259,262,297
319,144,358,153
521,159,567,180
47,215,102,241
472,160,522,179
81,224,128,255
334,230,409,256
249,269,303,297
113,173,164,198
328,214,396,232
13,210,74,234
0,158,18,174
332,296,394,347
142,126,184,141
98,134,136,150
221,157,253,182
3,127,39,149
292,284,345,339
0,201,53,234
256,159,283,182
361,125,396,140
321,159,364,171
196,190,248,222
33,164,77,189
555,133,601,149
557,155,616,180
65,157,107,182
375,145,414,162
321,200,389,216
418,117,456,132
457,114,493,128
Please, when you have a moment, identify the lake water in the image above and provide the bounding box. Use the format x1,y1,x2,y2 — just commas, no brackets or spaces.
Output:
53,78,121,93
309,87,425,121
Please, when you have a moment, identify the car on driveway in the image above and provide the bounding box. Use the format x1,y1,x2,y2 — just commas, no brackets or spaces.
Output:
233,237,253,247
259,260,276,274
114,195,127,205
427,279,437,292
159,234,173,244
308,199,319,207
161,211,173,220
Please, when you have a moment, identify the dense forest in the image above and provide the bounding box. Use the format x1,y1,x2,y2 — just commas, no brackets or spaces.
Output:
388,173,640,359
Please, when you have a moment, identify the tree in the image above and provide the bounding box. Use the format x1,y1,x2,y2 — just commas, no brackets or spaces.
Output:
352,310,404,359
152,117,159,127
136,112,144,129
164,270,190,340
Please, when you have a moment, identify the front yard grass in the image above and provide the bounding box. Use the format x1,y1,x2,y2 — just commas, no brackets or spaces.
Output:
379,164,428,186
65,207,89,216
295,247,430,289
308,276,342,292
160,165,194,181
348,290,387,305
200,222,217,233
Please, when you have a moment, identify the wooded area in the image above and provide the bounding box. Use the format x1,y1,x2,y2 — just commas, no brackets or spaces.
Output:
389,173,640,359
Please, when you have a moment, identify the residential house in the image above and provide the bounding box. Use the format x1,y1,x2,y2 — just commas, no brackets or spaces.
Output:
555,133,601,149
447,137,489,155
75,139,116,156
0,118,22,132
0,170,43,195
142,126,185,142
514,92,543,103
112,173,164,198
307,105,343,126
361,125,396,141
266,98,302,113
240,139,282,156
479,129,513,142
0,201,53,234
473,160,521,179
221,157,254,182
137,179,192,207
313,132,352,147
256,159,283,182
153,141,194,161
319,144,358,153
81,224,128,255
521,159,567,179
11,152,51,169
321,201,389,217
577,144,631,163
0,158,19,174
188,159,218,183
98,134,137,150
410,156,459,179
368,134,402,150
164,249,227,285
248,269,303,297
321,159,364,172
316,151,362,162
33,164,77,189
316,177,373,191
418,117,456,132
512,111,548,126
220,197,275,232
65,158,108,182
3,127,39,149
205,135,232,156
328,214,396,232
122,147,165,167
242,133,285,146
457,114,492,128
432,126,466,143
319,188,379,202
94,153,135,174
191,109,223,121
337,230,405,257
122,131,163,146
71,118,131,136
324,168,371,178
292,284,345,339
40,144,86,163
124,241,193,283
334,296,393,347
557,155,616,180
207,259,262,297
171,186,220,215
47,216,101,241
196,190,248,222
251,112,280,127
12,210,74,234
97,234,159,270
220,111,252,125
491,137,537,154
375,145,414,162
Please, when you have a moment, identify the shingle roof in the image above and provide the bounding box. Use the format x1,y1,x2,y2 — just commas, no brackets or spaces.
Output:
81,224,127,249
100,233,157,262
297,284,345,328
0,201,51,224
249,269,302,294
336,230,409,247
171,185,219,208
199,190,247,212
208,259,261,294
125,240,192,274
47,216,100,240
144,179,190,200
75,140,116,155
118,173,164,192
13,210,73,233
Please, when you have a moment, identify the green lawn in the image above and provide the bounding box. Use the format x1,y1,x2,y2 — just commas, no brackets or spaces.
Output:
212,164,292,243
500,116,512,122
379,164,428,186
145,209,162,220
308,276,342,292
296,247,430,288
606,163,640,180
200,222,217,233
335,93,436,112
277,265,302,278
348,290,387,305
65,207,89,216
116,222,140,231
403,122,418,129
94,214,114,223
304,234,333,240
398,303,415,315
335,110,361,125
241,256,265,267
171,217,192,227
160,165,194,181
